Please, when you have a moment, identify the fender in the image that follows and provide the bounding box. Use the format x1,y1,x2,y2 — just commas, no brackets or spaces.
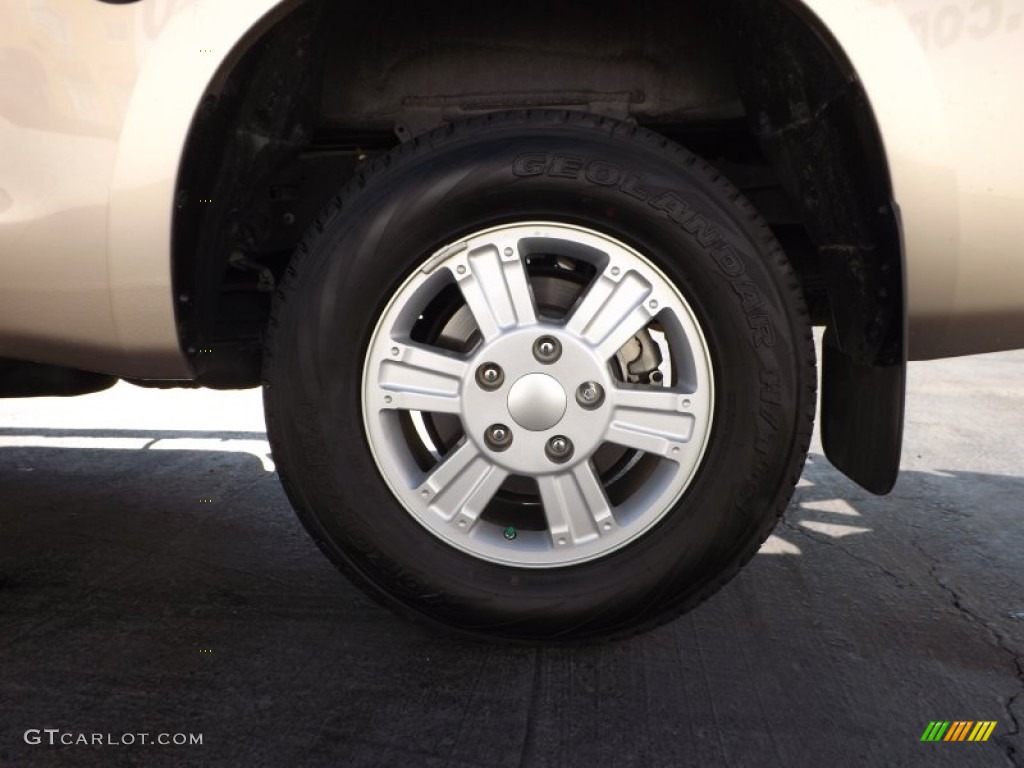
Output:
107,0,295,377
798,0,1024,359
724,0,914,492
774,0,1023,489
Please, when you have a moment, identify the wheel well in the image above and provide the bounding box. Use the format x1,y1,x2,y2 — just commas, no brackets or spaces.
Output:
171,0,903,490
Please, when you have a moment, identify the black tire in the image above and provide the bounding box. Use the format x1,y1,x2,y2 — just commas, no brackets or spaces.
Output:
263,111,815,642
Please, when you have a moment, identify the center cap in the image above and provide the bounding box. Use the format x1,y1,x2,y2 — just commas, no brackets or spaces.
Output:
506,373,567,431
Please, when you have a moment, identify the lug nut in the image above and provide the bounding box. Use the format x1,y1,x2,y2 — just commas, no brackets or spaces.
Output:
576,381,605,409
533,335,562,364
485,423,513,451
475,362,505,390
545,435,574,463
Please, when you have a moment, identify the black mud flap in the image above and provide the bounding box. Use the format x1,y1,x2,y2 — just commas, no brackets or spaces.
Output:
820,328,905,495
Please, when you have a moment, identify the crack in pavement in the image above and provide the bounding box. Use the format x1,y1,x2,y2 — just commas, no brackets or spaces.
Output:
910,540,1024,768
1006,684,1024,768
779,515,1023,766
778,518,913,588
515,648,542,768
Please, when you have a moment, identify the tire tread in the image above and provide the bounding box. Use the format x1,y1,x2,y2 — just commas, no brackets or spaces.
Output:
263,110,817,644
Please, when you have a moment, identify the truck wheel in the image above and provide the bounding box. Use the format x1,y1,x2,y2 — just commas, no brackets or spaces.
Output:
263,111,815,641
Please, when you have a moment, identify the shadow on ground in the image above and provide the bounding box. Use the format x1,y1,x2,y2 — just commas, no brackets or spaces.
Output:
0,430,1021,768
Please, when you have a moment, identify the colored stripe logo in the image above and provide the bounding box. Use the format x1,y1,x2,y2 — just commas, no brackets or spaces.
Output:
920,721,997,742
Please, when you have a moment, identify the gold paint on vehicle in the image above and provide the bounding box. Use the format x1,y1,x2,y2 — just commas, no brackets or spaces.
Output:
0,0,282,377
803,0,1024,357
0,0,1022,377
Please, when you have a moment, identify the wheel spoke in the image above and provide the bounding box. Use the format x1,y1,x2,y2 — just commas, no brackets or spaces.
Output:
453,242,537,340
417,441,508,530
376,343,468,414
566,270,655,360
537,464,616,548
604,388,698,459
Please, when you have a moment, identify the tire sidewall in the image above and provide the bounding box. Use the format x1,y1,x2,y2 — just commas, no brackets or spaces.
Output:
266,116,811,638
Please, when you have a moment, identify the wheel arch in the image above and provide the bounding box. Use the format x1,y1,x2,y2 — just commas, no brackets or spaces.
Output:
172,0,907,491
107,0,304,379
720,0,907,493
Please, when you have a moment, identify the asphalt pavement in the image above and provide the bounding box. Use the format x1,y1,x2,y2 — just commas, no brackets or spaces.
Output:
1,341,1021,768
